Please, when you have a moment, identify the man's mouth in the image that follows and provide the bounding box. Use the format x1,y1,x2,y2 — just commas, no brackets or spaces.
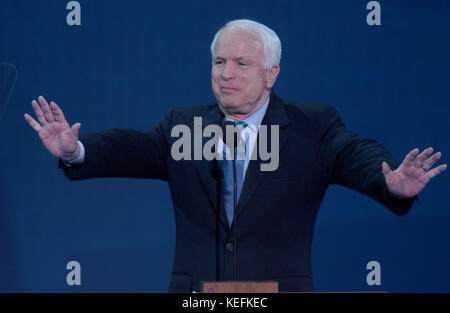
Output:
220,86,239,93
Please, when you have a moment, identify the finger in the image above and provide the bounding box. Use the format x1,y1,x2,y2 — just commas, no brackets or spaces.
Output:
381,161,392,177
31,99,48,126
426,164,447,179
38,95,55,123
422,151,442,171
71,122,81,138
49,101,66,123
413,147,434,168
401,148,420,168
24,113,42,132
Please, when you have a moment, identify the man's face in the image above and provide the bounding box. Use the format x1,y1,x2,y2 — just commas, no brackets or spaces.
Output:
211,28,277,117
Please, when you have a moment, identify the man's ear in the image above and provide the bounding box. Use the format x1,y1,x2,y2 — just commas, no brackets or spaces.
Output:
265,65,280,89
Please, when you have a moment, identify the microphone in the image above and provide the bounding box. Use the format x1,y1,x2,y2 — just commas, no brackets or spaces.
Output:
221,121,240,281
221,120,239,150
0,62,17,122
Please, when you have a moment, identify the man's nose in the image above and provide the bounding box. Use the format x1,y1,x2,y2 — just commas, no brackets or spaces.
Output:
221,63,235,80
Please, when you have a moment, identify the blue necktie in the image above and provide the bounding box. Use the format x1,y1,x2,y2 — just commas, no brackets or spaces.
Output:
219,121,247,227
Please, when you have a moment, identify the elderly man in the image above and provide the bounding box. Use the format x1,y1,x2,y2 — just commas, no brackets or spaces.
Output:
25,19,446,292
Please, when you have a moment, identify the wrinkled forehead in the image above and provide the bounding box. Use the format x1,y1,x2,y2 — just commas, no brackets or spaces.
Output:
213,27,264,61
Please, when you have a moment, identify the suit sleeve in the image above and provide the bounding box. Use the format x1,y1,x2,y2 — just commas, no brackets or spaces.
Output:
318,105,417,216
58,109,173,182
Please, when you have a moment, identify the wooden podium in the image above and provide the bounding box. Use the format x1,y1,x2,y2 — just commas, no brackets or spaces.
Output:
201,281,278,293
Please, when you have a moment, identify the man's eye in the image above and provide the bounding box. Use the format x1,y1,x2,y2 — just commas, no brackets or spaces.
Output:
239,62,248,67
215,60,223,65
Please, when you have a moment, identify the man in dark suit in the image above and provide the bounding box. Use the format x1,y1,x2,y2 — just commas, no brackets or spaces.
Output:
25,19,446,292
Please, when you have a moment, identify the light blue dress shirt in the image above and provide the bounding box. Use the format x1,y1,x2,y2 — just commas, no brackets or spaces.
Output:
222,96,270,177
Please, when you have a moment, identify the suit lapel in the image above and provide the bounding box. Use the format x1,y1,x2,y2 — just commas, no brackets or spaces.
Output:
235,92,290,222
193,105,229,230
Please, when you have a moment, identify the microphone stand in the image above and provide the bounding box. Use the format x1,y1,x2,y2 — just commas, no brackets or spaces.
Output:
0,63,17,122
231,148,237,281
222,121,239,281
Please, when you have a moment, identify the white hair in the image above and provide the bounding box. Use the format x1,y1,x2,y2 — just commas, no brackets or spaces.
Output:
210,19,282,70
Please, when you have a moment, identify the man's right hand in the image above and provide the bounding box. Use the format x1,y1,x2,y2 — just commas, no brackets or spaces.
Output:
24,95,82,162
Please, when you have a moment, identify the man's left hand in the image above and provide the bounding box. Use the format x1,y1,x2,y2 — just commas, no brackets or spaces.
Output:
382,147,447,199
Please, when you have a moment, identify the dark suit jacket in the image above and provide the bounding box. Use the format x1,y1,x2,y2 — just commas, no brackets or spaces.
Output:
60,92,416,292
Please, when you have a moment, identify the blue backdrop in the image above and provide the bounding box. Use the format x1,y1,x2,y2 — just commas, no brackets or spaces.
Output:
0,0,448,292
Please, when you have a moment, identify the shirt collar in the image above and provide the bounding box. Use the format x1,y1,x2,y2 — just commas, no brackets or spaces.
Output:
223,96,270,133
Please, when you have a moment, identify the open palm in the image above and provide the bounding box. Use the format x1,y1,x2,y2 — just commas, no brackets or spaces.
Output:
24,96,81,161
382,148,447,199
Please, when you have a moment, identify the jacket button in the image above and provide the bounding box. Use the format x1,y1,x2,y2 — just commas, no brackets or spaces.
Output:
226,243,233,251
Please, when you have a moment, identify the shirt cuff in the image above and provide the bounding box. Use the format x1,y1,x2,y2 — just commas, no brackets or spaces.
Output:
67,140,85,165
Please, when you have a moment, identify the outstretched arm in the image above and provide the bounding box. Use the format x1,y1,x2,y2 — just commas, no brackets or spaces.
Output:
25,95,171,181
317,105,439,215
